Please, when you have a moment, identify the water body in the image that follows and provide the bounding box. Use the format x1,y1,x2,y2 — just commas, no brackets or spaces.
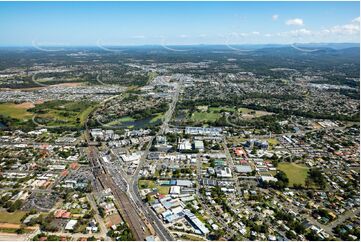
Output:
120,116,162,129
0,121,6,129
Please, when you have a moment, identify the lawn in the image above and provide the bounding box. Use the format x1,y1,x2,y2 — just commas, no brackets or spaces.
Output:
0,210,27,224
0,103,33,120
78,105,97,125
208,107,235,112
0,227,32,233
156,186,170,195
119,116,136,122
180,234,205,241
268,138,279,146
150,113,164,123
30,100,96,127
238,107,273,119
191,112,220,122
138,179,156,189
138,180,169,195
278,162,309,186
148,71,158,82
226,136,247,144
202,163,210,169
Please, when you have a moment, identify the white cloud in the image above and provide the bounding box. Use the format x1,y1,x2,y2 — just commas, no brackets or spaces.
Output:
286,18,304,26
327,17,360,35
352,16,360,23
179,34,188,38
290,28,312,36
229,32,260,38
272,14,279,21
276,28,313,40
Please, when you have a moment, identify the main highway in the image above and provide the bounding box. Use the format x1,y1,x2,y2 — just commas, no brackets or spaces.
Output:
84,82,181,241
128,82,181,241
84,101,152,240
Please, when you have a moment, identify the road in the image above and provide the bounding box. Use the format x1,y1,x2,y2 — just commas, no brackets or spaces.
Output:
304,207,359,237
270,189,359,239
128,82,181,241
84,81,179,240
87,144,151,241
222,138,241,194
195,156,235,237
85,109,151,241
86,193,110,240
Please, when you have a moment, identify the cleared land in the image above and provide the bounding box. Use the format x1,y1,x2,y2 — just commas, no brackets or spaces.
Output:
0,103,33,120
0,211,27,224
278,162,309,186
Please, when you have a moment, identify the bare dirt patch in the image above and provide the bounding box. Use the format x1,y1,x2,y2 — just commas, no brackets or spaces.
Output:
14,102,35,109
105,213,123,227
0,223,37,230
54,82,83,87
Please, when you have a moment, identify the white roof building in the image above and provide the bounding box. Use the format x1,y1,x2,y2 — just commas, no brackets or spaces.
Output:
169,186,181,194
260,176,278,183
65,220,78,230
216,167,232,178
193,140,204,151
178,139,192,151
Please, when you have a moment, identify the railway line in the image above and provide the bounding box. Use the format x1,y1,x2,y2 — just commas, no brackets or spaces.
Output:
85,114,151,240
86,143,151,240
97,173,150,241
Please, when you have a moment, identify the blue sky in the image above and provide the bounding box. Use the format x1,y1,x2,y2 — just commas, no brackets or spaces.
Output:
0,1,359,46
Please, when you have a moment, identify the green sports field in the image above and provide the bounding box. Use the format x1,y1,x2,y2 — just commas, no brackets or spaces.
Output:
278,162,309,186
191,111,220,122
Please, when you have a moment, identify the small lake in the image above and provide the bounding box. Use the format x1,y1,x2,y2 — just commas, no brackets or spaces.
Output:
0,122,6,128
119,116,162,129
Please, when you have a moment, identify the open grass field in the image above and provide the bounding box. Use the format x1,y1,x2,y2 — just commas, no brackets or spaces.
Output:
268,138,279,146
78,105,97,125
208,106,235,112
138,180,169,195
150,113,164,123
0,103,33,120
191,111,220,122
238,107,273,119
226,136,248,145
0,227,32,234
30,100,96,127
180,234,205,241
138,179,156,189
157,186,170,195
148,71,158,83
0,211,27,224
278,162,309,186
